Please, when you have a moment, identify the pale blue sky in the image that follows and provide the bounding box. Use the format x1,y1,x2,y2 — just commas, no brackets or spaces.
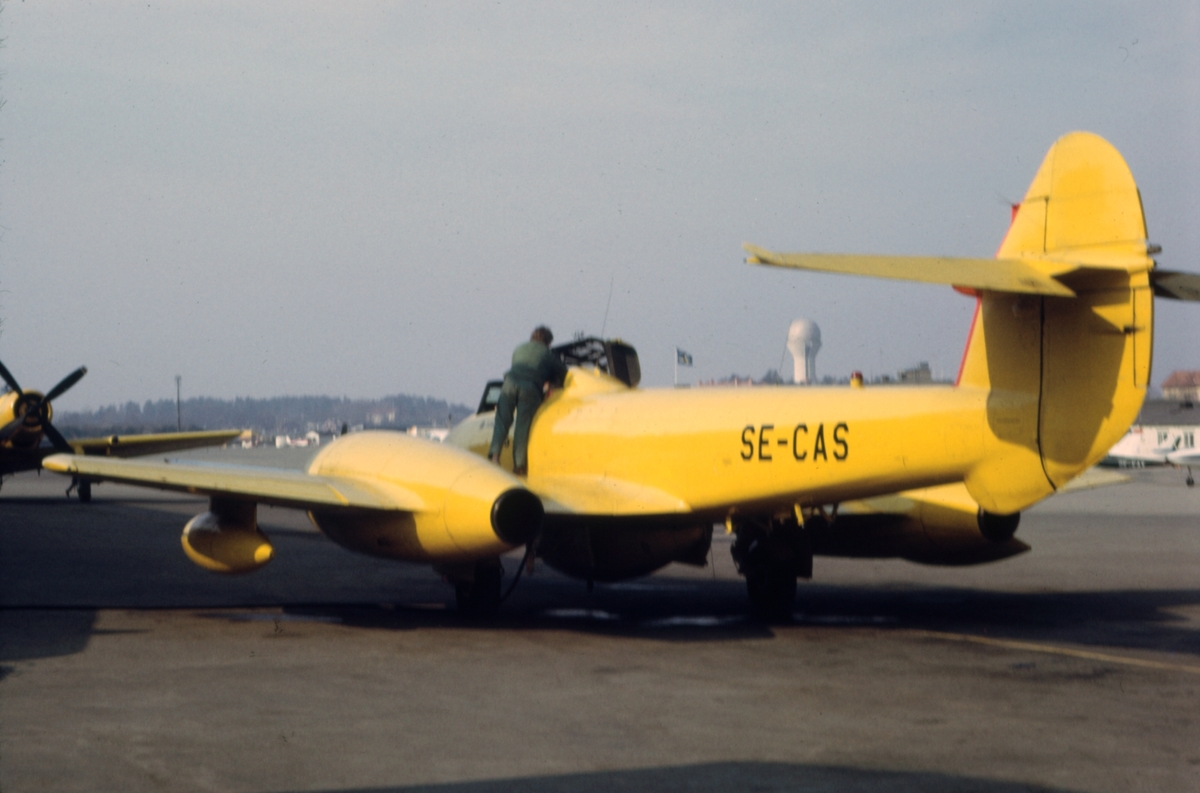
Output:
1,2,1197,409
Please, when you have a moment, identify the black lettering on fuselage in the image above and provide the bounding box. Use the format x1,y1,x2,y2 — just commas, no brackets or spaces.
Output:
741,422,850,462
813,423,827,461
792,424,808,460
758,424,774,461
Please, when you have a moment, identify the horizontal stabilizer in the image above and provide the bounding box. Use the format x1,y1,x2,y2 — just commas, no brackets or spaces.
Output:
42,453,409,511
1151,270,1200,301
743,244,1079,297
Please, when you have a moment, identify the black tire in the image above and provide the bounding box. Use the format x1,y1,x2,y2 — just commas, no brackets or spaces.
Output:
741,533,798,623
745,561,798,623
78,481,92,504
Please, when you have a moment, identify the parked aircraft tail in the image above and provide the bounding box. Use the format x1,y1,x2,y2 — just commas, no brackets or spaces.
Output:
956,132,1154,511
746,132,1199,514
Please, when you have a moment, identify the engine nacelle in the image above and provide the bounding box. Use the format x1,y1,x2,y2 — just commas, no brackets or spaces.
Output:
811,484,1030,566
181,498,274,574
305,432,542,563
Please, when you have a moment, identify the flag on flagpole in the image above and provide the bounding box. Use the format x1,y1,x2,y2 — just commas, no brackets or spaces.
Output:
676,348,693,367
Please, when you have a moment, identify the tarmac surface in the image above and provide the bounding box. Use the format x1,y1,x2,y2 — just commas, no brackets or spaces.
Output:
2,447,1199,792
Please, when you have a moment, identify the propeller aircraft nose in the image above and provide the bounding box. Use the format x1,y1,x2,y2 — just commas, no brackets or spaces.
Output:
0,362,87,452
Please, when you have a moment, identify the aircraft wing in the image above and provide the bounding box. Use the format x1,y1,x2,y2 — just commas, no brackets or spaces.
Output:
743,244,1079,297
66,429,247,459
531,474,691,516
41,453,410,511
1101,453,1167,467
1167,449,1200,466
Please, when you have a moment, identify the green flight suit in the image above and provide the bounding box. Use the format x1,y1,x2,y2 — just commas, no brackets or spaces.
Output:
488,340,568,472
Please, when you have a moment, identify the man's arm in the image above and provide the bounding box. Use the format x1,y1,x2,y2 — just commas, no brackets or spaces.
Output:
545,349,569,388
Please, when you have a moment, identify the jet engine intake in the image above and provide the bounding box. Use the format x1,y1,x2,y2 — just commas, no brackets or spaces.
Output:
181,498,274,574
491,488,544,546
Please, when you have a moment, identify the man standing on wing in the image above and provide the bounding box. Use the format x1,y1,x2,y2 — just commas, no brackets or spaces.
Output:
488,326,568,477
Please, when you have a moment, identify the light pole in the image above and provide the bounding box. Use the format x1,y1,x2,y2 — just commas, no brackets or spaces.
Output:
175,375,182,431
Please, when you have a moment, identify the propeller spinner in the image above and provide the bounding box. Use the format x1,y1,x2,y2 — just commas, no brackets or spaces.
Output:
0,362,87,452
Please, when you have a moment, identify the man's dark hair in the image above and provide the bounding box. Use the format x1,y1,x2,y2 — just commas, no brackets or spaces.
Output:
532,326,554,345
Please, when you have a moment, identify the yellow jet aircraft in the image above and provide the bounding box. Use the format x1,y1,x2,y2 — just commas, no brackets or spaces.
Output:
1,360,243,501
43,132,1200,616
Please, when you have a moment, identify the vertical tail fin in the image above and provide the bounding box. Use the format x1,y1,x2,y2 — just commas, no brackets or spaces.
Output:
960,132,1154,513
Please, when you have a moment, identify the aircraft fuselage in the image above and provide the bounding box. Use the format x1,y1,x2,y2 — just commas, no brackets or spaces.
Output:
449,369,998,518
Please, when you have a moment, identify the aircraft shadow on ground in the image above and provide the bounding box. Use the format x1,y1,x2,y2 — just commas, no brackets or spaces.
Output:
287,761,1075,793
5,577,1200,671
269,578,1200,656
4,498,1200,665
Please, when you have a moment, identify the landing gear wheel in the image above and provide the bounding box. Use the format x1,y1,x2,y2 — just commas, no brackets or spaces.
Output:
454,560,503,618
1187,475,1195,488
78,481,92,503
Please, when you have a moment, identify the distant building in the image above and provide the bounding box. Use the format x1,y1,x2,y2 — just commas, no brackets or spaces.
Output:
1137,399,1199,427
898,362,933,384
1161,371,1200,402
407,426,449,442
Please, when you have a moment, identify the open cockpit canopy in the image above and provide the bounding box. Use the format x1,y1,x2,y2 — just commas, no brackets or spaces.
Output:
475,337,640,414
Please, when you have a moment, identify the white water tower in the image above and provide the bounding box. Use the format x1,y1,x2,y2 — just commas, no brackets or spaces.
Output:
787,318,821,384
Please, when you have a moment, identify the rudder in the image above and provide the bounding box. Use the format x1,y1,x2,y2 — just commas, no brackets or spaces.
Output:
960,132,1154,513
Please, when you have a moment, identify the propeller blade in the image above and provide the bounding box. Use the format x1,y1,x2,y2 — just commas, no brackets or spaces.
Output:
0,360,24,396
0,417,26,443
44,366,88,403
42,421,74,453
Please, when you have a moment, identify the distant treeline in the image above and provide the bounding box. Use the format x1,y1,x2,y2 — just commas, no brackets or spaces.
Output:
55,394,473,438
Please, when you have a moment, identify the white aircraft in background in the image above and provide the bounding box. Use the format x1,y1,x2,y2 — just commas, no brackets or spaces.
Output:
1102,425,1197,486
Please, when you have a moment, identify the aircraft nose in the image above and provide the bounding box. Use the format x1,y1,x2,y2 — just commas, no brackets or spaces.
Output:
490,488,544,546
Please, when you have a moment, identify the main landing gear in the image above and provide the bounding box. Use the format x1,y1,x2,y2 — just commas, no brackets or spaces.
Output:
729,511,815,622
65,478,93,503
442,559,504,618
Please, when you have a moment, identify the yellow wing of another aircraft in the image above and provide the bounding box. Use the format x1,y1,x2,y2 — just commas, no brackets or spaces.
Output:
68,429,246,459
37,132,1200,619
